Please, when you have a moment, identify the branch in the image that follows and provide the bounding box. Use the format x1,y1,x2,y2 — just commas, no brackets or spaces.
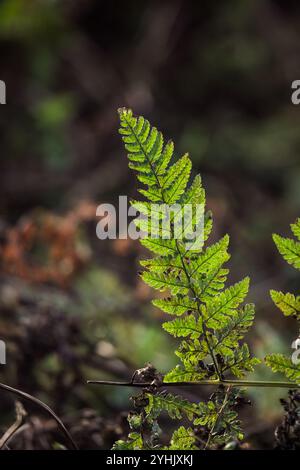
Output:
0,401,27,450
0,382,78,450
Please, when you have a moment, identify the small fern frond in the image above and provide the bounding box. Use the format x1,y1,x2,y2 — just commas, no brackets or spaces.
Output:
267,220,300,385
223,344,260,379
167,426,196,450
146,392,199,421
270,290,300,320
214,304,256,356
265,354,300,383
291,218,300,241
162,315,202,339
203,278,250,330
273,234,300,270
112,432,143,450
164,365,207,383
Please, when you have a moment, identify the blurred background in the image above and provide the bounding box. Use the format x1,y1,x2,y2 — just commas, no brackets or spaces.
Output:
0,0,300,449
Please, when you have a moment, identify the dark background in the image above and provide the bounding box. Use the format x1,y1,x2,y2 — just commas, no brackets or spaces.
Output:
0,0,300,449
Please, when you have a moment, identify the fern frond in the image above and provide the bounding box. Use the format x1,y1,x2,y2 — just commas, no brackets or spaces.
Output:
146,392,199,421
118,107,258,450
203,278,250,330
112,432,143,450
223,344,260,379
140,237,177,256
196,267,229,301
152,295,196,316
193,391,243,448
189,235,230,279
164,365,207,383
266,354,300,384
119,107,257,380
273,234,300,270
162,315,202,339
141,271,189,295
267,220,300,384
291,218,300,241
270,290,300,320
214,304,256,356
168,426,196,450
175,338,209,366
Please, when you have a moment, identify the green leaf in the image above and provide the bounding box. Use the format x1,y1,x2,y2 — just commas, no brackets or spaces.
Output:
223,344,260,379
164,365,207,383
194,401,218,427
204,278,250,330
162,154,192,204
270,290,300,320
265,354,300,383
194,267,229,302
112,432,143,450
168,426,196,450
189,235,230,280
291,218,300,241
153,295,196,316
175,338,208,367
140,237,177,256
162,314,202,339
142,271,189,295
273,234,300,270
214,304,256,356
146,393,199,421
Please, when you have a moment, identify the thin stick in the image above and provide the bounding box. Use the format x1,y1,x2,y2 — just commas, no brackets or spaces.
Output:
0,402,27,450
87,378,299,389
0,382,78,450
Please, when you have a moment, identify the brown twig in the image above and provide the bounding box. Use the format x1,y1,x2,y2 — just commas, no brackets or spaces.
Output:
0,401,27,450
0,382,78,450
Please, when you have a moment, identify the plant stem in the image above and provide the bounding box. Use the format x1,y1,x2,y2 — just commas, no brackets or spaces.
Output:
88,378,299,389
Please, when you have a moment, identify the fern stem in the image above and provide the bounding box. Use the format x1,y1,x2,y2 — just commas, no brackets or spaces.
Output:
88,379,299,389
220,379,299,389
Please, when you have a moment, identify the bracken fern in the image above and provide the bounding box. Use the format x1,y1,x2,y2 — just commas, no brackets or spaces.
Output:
113,108,260,450
266,219,300,384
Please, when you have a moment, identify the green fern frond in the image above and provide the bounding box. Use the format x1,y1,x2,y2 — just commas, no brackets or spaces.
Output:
273,234,300,270
270,290,300,320
265,354,300,383
140,237,177,256
267,220,300,384
167,426,196,450
146,392,199,421
164,365,207,383
203,278,250,330
189,235,230,279
118,107,258,449
196,267,229,301
152,295,196,316
223,344,261,379
175,338,209,367
112,432,143,450
213,304,256,356
291,218,300,241
162,315,202,339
